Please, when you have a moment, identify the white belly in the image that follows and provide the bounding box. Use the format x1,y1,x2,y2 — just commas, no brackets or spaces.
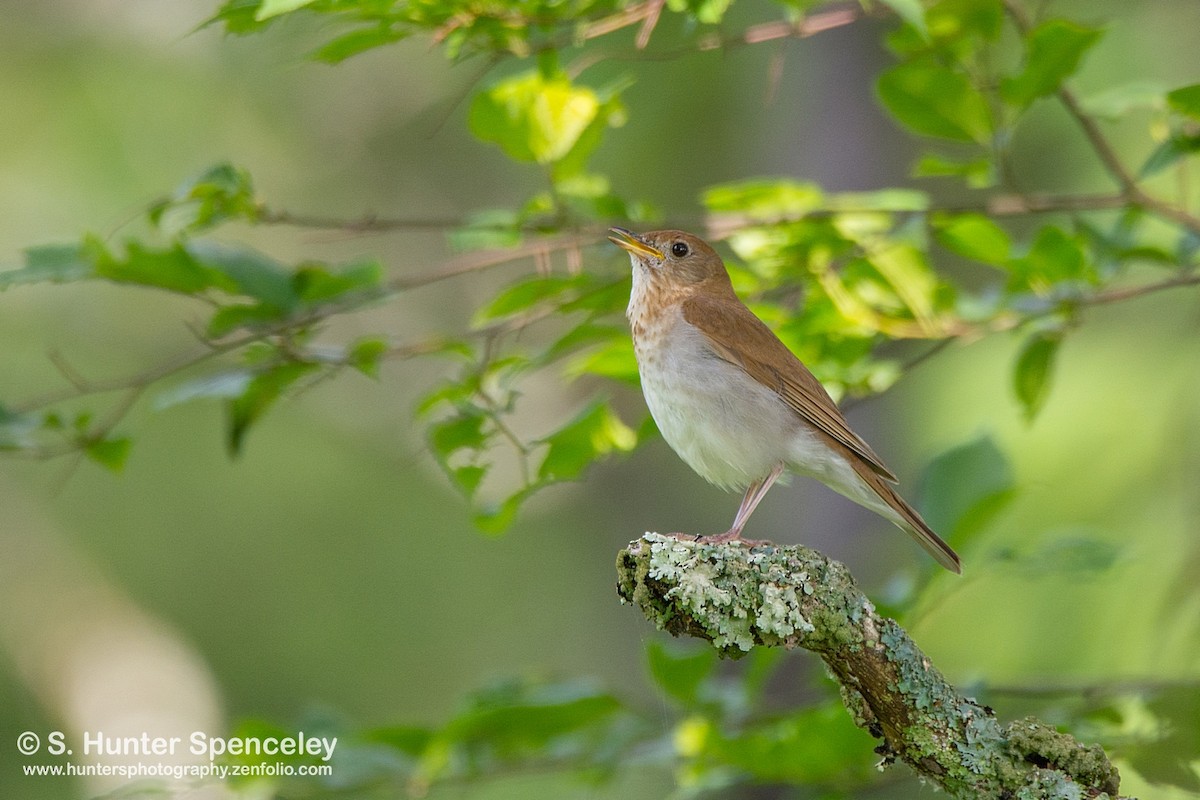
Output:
634,309,802,490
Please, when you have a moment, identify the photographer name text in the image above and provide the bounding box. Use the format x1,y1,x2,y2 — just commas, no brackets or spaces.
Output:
38,730,337,762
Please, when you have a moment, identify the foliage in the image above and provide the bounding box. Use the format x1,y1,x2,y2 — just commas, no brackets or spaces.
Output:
4,0,1200,796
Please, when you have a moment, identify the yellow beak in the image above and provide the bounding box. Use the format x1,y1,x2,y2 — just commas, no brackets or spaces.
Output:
608,227,663,260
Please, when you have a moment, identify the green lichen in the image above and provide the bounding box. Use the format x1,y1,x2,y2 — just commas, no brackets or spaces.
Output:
616,534,1127,800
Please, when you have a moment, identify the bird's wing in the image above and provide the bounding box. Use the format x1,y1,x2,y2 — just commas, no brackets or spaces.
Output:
681,292,898,482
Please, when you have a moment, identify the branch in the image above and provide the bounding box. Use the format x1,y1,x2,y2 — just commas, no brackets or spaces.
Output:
616,534,1128,799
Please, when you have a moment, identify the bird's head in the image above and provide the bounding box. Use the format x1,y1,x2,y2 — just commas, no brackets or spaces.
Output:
608,227,728,289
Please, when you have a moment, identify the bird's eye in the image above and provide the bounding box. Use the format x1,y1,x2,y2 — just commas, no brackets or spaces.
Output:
670,241,689,258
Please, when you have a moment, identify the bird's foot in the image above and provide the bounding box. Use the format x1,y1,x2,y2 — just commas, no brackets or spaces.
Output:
664,530,769,547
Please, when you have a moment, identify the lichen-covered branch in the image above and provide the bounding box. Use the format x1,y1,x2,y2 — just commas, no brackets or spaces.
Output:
616,534,1128,799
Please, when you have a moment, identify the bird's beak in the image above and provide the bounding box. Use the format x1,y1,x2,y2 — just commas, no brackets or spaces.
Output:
608,227,662,260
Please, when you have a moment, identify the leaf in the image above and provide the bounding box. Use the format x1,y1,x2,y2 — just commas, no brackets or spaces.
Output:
666,0,732,25
226,362,319,456
1001,20,1104,106
1009,226,1090,290
85,436,132,473
150,162,258,232
207,304,287,338
472,489,528,536
645,641,718,707
537,400,636,483
918,434,1015,544
188,240,296,309
314,24,406,63
878,0,927,37
698,702,873,783
1138,133,1200,179
933,212,1013,266
703,179,824,220
155,371,255,411
472,274,587,325
469,71,602,164
1013,330,1063,422
1166,82,1200,120
877,59,992,143
912,153,995,188
255,0,317,21
347,337,389,378
293,260,383,305
564,337,640,384
95,240,222,294
1,243,96,289
429,409,490,460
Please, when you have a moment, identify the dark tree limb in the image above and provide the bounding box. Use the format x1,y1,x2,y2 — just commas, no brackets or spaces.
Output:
616,534,1128,799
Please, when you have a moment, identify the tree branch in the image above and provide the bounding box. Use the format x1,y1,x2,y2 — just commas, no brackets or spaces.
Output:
616,534,1127,799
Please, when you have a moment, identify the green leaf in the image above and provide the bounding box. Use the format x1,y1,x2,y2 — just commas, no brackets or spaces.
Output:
293,260,383,305
1166,82,1200,120
877,59,992,143
1009,226,1089,289
347,337,389,378
933,212,1013,266
313,24,406,63
226,362,319,455
1001,20,1104,106
645,641,717,707
1138,133,1200,179
912,153,995,188
473,274,587,325
84,436,132,473
1,243,96,289
702,179,824,219
469,71,602,164
429,409,490,459
878,0,927,37
151,162,258,232
695,702,873,783
96,240,222,294
1013,330,1063,422
918,434,1015,543
255,0,316,21
564,336,639,384
188,241,296,309
537,400,636,483
472,489,528,535
207,304,287,338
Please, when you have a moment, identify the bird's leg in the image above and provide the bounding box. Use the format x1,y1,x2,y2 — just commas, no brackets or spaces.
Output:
695,463,784,545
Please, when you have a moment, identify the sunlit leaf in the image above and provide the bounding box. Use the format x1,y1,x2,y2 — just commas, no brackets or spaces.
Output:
314,24,406,63
1009,226,1090,289
469,70,601,164
537,400,636,483
666,0,731,25
877,59,992,143
188,240,296,309
878,0,927,37
933,212,1012,266
473,274,588,325
1001,20,1103,106
703,179,825,219
912,153,995,187
1138,133,1200,179
255,0,317,21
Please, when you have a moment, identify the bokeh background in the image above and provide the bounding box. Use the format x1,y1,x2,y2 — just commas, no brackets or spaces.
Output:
1,1,1198,798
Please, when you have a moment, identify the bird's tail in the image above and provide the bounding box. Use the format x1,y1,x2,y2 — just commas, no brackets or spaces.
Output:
844,462,964,575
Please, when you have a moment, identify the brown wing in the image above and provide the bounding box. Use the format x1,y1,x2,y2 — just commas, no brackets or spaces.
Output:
681,292,898,482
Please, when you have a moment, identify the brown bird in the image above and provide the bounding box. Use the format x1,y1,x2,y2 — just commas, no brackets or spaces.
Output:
609,227,961,573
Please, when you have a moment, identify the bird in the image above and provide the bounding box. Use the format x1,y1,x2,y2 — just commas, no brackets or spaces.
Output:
608,226,962,574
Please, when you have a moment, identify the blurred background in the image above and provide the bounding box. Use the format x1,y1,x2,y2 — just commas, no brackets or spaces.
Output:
1,1,1198,798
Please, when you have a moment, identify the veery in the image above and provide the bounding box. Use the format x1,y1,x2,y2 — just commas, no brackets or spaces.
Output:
609,227,961,574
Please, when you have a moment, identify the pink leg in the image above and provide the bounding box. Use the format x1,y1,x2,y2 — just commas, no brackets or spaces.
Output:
697,463,784,544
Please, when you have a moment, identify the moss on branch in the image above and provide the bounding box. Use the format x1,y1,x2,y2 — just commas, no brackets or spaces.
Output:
616,533,1127,799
